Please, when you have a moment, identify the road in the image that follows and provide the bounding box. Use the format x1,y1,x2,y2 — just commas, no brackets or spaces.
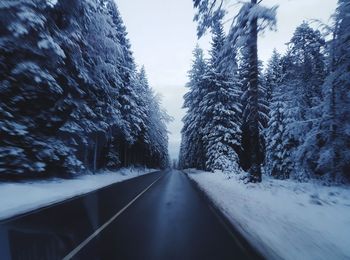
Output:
0,170,262,260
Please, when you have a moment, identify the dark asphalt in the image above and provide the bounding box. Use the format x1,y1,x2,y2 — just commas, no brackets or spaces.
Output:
0,170,262,260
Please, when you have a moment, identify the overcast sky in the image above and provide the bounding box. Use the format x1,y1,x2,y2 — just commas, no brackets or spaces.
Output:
116,0,337,161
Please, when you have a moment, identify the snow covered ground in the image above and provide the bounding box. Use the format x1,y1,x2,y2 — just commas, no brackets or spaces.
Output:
0,167,157,221
186,169,350,260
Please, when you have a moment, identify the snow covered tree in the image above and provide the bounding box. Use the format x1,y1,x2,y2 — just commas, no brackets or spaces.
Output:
180,46,208,170
277,23,326,180
238,48,269,173
287,22,326,117
298,0,350,181
265,49,282,105
192,0,277,182
0,0,83,176
0,0,169,176
105,2,146,166
65,0,125,173
106,139,121,169
200,21,242,173
144,91,171,169
264,51,291,178
131,67,170,169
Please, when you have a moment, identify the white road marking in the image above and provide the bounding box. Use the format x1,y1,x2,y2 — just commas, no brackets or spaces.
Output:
62,174,164,260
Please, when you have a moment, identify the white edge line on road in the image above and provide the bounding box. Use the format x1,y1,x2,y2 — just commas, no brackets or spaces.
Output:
62,174,164,260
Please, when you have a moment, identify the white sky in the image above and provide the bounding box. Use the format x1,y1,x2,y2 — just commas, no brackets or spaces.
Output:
116,0,337,161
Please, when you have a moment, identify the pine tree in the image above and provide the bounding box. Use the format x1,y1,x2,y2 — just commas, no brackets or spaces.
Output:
280,23,326,180
0,0,83,176
200,21,242,173
193,0,277,182
0,0,169,176
180,46,208,169
300,0,350,181
288,22,326,118
265,49,282,105
70,0,125,173
244,0,261,182
134,67,170,169
264,51,290,178
238,48,269,175
105,1,145,166
145,91,171,169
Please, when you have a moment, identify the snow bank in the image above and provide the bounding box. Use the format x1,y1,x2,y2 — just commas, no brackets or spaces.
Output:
186,169,350,260
0,167,157,221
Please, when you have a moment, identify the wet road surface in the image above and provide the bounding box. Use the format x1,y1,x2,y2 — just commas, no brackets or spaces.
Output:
0,170,262,260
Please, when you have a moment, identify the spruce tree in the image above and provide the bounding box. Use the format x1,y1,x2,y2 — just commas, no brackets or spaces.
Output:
281,23,326,180
0,0,82,176
0,0,170,176
180,46,208,169
264,51,289,178
201,21,242,173
192,0,277,182
300,0,350,181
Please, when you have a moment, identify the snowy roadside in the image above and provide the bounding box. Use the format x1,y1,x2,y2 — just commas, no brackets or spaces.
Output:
185,169,350,260
0,167,158,221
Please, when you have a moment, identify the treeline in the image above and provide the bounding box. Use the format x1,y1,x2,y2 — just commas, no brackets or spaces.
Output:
180,0,349,183
0,0,170,177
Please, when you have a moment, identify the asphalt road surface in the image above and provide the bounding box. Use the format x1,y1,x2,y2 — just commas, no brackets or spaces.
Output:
0,170,263,260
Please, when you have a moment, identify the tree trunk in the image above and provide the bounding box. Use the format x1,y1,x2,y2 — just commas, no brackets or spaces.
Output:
84,143,88,168
124,146,127,167
93,136,98,174
248,0,262,182
330,29,337,181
